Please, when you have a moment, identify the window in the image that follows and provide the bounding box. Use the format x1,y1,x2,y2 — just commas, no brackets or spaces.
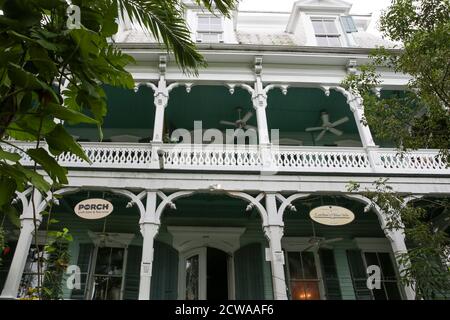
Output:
88,247,126,300
347,250,402,300
286,251,321,300
197,15,223,43
311,18,342,47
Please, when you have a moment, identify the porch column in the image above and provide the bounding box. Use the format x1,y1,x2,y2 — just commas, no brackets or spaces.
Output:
253,57,270,146
152,57,168,144
1,190,43,299
138,191,160,300
263,193,288,300
348,92,376,148
385,228,416,300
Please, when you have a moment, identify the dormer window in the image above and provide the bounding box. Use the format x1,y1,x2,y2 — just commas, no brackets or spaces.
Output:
311,18,342,47
196,15,223,43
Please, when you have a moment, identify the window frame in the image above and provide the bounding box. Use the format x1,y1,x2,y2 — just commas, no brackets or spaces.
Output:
196,14,224,43
309,16,344,47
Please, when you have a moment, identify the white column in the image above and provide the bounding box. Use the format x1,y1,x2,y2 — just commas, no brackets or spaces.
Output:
152,78,168,143
263,194,288,300
138,191,160,300
348,94,376,148
252,62,270,146
1,191,43,299
385,228,416,300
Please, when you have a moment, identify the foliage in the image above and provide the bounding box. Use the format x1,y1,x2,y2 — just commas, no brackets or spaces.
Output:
0,0,237,299
348,179,450,299
342,0,450,162
42,227,73,300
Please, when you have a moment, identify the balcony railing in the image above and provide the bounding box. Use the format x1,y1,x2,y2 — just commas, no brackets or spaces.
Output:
2,141,449,175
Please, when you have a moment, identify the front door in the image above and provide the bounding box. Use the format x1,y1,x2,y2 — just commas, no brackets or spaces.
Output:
179,247,231,300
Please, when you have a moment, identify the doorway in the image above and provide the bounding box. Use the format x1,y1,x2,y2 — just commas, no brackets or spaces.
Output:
179,247,232,300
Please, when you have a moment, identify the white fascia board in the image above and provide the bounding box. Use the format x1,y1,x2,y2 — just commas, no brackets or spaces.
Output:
65,170,450,195
120,45,410,87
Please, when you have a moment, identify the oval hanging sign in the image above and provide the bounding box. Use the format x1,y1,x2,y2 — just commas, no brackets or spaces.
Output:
74,199,113,220
309,205,355,226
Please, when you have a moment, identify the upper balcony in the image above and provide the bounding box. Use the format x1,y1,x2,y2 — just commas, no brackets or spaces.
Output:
4,84,449,176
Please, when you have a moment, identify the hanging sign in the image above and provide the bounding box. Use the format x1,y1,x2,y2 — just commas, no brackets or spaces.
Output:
309,205,355,226
74,198,113,220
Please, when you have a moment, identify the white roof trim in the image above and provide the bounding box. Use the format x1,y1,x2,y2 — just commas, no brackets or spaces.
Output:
286,0,352,32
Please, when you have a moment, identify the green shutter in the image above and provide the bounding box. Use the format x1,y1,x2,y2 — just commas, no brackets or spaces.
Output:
71,243,93,300
151,241,178,300
234,243,265,300
319,249,342,300
124,245,142,300
346,250,372,300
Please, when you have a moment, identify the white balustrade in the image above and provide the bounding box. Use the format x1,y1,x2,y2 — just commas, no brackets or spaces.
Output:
1,142,448,175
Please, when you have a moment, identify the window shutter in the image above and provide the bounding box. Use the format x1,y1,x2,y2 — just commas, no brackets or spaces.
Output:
234,243,265,299
346,249,372,300
71,243,93,300
319,249,342,300
340,16,358,33
151,241,179,300
123,245,142,300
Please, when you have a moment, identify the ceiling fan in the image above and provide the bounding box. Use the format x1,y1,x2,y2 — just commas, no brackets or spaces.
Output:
304,220,343,251
220,107,257,130
305,111,349,142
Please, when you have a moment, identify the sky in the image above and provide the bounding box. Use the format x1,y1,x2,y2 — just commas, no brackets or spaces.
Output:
238,0,393,34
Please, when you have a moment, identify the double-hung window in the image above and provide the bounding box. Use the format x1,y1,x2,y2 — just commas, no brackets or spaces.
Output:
197,15,223,43
311,18,342,47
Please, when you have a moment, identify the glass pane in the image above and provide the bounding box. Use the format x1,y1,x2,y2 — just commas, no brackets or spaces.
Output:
92,275,123,300
290,281,321,300
364,252,379,271
316,36,328,46
378,253,397,280
371,286,388,300
288,252,302,279
327,36,341,47
301,252,318,279
312,20,325,33
185,255,199,300
324,20,338,33
384,282,402,300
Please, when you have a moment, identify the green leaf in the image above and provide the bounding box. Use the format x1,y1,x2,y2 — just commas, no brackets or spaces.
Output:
27,148,68,185
0,177,16,207
44,102,98,125
5,205,20,228
7,63,45,90
45,124,91,163
0,148,21,162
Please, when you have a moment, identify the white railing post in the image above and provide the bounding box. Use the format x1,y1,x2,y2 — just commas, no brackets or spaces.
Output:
263,193,288,300
138,191,160,300
1,190,43,299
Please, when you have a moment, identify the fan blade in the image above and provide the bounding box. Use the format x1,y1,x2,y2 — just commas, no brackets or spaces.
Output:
321,112,330,125
302,244,315,252
331,116,349,127
328,127,343,136
241,111,253,122
220,120,236,127
322,237,343,244
305,127,324,132
315,130,326,141
244,124,257,130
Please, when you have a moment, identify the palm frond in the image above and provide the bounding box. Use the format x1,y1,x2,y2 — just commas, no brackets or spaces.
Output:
116,0,210,74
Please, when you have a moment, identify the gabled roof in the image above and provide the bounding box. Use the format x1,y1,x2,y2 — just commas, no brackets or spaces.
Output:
286,0,353,32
